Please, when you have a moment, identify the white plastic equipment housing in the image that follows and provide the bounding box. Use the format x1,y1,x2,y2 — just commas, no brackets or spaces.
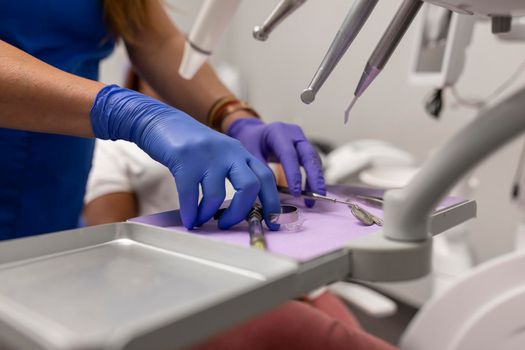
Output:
401,250,525,350
423,0,525,16
178,0,242,80
410,5,475,87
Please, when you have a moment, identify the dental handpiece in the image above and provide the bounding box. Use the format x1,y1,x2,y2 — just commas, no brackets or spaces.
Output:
345,0,423,123
253,0,307,41
301,0,379,104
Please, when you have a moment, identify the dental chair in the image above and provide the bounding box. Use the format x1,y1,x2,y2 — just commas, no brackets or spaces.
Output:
402,249,525,350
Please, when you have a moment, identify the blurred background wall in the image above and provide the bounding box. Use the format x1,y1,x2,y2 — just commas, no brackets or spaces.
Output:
100,0,525,263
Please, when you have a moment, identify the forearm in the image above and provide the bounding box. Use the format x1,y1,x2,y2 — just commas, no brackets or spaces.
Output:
83,192,138,226
0,40,104,137
125,1,256,132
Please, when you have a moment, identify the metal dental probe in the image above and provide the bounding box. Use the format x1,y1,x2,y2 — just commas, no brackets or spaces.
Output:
277,186,381,226
301,0,379,105
344,96,358,124
345,0,424,120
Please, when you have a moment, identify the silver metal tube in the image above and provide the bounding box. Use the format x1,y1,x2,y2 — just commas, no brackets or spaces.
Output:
301,0,379,104
354,0,423,98
253,0,307,41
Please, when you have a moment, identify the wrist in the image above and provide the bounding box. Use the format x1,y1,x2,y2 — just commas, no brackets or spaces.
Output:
226,117,265,138
206,96,261,132
221,110,260,133
90,84,121,140
90,84,173,143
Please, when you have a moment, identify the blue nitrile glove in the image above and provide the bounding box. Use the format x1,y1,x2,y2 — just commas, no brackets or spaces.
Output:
90,85,280,230
227,118,326,207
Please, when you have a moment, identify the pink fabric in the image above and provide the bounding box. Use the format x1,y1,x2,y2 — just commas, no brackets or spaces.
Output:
191,291,397,350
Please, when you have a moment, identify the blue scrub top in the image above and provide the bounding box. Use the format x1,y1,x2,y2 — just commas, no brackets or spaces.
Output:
0,0,115,239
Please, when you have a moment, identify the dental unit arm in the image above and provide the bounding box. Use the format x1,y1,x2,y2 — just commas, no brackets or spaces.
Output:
384,87,525,243
380,0,525,242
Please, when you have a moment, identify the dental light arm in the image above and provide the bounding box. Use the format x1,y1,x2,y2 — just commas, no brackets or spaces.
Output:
383,0,525,242
383,87,525,242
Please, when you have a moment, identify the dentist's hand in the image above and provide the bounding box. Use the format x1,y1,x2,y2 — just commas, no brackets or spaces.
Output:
227,118,326,207
90,85,280,230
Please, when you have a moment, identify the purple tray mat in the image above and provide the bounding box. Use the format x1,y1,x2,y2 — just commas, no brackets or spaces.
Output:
130,185,465,262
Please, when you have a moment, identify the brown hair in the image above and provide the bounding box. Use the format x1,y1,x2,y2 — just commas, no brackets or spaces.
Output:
102,0,152,43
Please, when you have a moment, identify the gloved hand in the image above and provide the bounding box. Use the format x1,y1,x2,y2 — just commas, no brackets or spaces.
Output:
227,118,326,207
90,85,280,230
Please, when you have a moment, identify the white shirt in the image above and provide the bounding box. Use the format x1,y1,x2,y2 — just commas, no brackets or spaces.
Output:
85,140,180,217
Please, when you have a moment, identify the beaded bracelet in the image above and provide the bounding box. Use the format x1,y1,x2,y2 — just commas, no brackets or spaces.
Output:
207,96,260,131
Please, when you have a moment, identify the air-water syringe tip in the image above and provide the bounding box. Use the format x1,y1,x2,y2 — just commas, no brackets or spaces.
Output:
344,95,358,124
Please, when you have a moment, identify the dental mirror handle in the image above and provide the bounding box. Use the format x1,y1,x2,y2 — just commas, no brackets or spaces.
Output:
277,186,347,205
354,0,423,98
253,0,307,41
301,0,379,104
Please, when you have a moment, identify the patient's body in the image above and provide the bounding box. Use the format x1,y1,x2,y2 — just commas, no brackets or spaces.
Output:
193,291,396,350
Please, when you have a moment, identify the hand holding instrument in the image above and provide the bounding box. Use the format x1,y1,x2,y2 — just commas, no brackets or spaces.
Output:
90,85,281,230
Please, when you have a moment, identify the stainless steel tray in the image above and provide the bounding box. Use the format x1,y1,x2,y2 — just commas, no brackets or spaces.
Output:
0,223,299,350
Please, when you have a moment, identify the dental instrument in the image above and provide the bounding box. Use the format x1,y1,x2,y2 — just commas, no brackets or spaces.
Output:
351,194,384,208
178,0,241,80
253,0,307,41
349,201,383,226
301,0,379,105
277,186,381,226
246,203,267,250
345,0,424,121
